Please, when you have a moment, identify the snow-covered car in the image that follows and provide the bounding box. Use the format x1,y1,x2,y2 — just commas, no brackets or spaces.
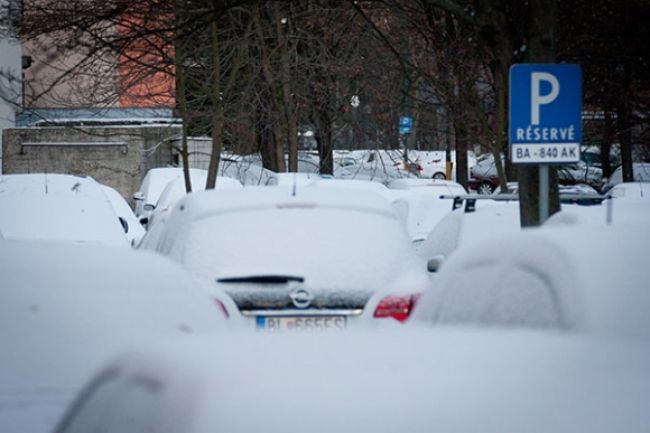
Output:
140,187,431,329
411,224,650,341
145,171,242,226
133,168,208,222
416,200,521,264
100,184,146,245
332,149,416,181
383,179,466,242
0,173,129,247
558,160,603,189
602,162,650,191
470,154,603,194
55,329,650,433
608,182,650,201
217,154,278,185
492,183,601,200
0,239,235,433
545,184,650,227
412,150,477,180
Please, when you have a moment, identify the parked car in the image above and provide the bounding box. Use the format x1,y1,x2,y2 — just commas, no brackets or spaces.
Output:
412,150,477,180
608,182,650,201
602,162,650,192
0,173,129,247
415,200,521,262
470,153,603,194
100,184,146,245
133,167,196,220
545,184,650,227
383,179,466,242
140,187,431,329
144,171,242,227
411,224,650,341
0,239,235,433
54,329,650,433
332,149,413,181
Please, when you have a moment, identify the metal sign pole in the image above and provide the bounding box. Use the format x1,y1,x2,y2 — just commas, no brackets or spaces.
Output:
539,165,549,223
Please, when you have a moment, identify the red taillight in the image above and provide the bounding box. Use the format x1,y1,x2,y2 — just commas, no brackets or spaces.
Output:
417,164,423,172
213,298,230,319
373,294,421,322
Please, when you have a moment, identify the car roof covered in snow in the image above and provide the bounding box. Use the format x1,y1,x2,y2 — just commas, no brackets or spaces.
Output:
413,223,650,341
0,174,128,246
170,185,397,223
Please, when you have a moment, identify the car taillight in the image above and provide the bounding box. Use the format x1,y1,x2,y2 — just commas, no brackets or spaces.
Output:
373,294,421,322
213,298,230,319
417,164,423,172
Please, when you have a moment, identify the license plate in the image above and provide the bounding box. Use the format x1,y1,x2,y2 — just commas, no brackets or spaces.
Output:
256,316,347,331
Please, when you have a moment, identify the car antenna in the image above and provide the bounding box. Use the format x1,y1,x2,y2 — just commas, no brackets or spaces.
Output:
44,169,48,194
292,172,297,197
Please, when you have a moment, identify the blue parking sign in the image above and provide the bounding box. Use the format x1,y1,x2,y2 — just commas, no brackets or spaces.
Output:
509,64,582,164
399,116,413,135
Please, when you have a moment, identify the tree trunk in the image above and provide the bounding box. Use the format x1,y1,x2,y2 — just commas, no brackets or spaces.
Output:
174,8,192,193
316,110,333,175
253,3,286,173
257,106,278,172
601,110,613,178
493,66,508,191
275,8,299,172
206,19,223,189
518,0,561,227
454,113,468,188
619,72,634,182
271,116,286,172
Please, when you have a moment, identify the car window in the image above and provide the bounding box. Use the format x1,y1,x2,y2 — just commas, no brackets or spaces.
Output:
176,207,415,285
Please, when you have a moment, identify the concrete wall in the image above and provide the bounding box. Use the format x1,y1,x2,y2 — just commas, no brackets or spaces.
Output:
2,125,180,205
0,32,22,174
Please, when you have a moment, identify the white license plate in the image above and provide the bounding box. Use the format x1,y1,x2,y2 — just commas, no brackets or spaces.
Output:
256,316,346,331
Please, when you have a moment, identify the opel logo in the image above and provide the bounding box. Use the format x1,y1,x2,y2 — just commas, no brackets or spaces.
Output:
289,289,314,309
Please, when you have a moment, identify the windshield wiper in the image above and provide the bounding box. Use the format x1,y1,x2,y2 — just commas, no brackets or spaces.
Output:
217,275,305,284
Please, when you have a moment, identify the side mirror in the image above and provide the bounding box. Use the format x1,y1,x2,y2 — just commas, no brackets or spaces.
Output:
139,216,149,226
133,191,145,201
118,217,129,234
427,255,445,273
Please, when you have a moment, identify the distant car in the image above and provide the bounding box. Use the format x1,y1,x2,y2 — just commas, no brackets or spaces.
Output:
140,187,431,329
545,184,650,227
608,182,650,201
602,162,650,191
557,161,603,189
0,173,129,247
412,224,650,341
0,239,235,433
144,171,242,230
55,330,650,433
133,168,209,222
332,149,413,181
492,183,600,198
416,200,521,265
413,150,477,180
470,154,603,194
383,179,467,242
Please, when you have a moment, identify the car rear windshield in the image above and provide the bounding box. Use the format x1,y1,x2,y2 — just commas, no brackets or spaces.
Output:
177,207,414,290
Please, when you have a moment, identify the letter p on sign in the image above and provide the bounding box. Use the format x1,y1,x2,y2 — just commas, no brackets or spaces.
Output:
531,72,560,125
